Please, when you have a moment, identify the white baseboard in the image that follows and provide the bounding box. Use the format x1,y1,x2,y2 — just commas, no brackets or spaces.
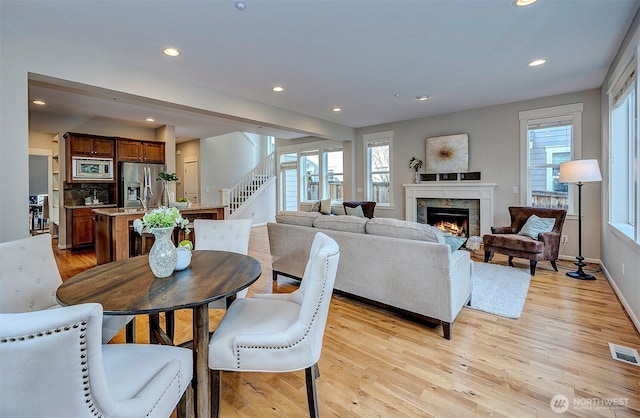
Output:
601,263,640,335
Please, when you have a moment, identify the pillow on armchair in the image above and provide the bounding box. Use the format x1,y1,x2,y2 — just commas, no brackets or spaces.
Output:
518,214,555,240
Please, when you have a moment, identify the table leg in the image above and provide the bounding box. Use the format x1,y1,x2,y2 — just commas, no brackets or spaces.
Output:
193,305,210,418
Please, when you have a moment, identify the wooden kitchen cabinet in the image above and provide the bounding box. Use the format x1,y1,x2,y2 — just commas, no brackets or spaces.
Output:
142,141,165,163
65,133,114,158
117,139,165,163
66,208,95,250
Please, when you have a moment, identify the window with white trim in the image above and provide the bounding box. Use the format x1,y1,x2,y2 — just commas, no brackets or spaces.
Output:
276,141,344,211
609,59,637,240
363,131,393,205
519,104,583,214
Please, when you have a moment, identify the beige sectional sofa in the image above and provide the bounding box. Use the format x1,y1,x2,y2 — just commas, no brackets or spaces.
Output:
267,211,473,339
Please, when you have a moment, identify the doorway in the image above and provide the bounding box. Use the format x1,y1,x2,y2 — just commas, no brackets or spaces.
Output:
183,158,199,204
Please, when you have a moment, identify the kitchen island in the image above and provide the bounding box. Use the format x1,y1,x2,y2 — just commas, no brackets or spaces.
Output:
93,204,226,265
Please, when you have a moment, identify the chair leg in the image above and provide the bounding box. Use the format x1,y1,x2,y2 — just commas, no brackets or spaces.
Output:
483,250,492,263
272,271,278,281
165,310,175,343
508,256,514,267
530,260,537,276
176,383,193,418
305,363,320,418
125,319,136,343
210,369,221,418
550,260,558,272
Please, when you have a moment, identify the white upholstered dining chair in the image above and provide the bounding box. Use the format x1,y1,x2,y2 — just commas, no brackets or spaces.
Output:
0,303,193,418
194,218,253,308
0,233,134,343
208,232,340,417
162,219,253,342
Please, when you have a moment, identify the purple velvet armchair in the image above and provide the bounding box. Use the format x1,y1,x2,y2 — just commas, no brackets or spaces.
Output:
482,206,566,275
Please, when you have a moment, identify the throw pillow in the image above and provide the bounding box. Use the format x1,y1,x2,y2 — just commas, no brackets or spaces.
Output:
320,198,332,215
518,214,555,240
443,235,467,253
310,200,321,212
345,205,365,218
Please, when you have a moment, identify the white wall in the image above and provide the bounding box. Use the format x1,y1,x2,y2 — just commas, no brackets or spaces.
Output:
232,178,277,225
600,11,640,331
0,27,354,242
200,132,260,205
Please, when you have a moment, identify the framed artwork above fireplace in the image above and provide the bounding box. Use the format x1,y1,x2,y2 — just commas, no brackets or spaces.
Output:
425,133,469,173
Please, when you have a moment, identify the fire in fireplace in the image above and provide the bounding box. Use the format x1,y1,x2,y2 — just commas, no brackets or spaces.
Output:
427,207,469,237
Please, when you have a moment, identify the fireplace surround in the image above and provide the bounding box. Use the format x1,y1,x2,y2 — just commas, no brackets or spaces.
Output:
404,183,497,236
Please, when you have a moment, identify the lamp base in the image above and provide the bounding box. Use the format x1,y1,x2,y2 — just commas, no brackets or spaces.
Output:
566,270,596,280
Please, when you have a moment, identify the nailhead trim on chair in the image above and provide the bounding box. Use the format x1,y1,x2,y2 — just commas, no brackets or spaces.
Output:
0,320,103,417
234,255,335,368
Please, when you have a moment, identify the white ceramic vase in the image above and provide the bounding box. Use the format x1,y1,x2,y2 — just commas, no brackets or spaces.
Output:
414,171,421,184
148,227,177,278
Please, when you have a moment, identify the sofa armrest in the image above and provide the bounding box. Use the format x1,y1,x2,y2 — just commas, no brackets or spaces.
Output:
539,231,561,259
491,226,513,234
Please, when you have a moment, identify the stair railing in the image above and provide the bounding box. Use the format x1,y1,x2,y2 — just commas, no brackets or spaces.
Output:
220,151,276,218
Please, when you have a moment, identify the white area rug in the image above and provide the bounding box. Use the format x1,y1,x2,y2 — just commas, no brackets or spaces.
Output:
467,262,531,319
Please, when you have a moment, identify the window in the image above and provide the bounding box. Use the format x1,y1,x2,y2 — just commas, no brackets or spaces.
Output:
363,131,393,205
279,153,298,211
300,150,320,201
519,104,583,214
276,142,344,211
324,148,343,201
609,60,637,240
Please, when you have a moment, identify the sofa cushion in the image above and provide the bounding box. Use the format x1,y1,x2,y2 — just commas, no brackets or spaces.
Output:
310,200,321,212
275,211,321,227
313,214,367,233
344,205,365,218
366,218,445,243
444,235,467,253
320,198,332,214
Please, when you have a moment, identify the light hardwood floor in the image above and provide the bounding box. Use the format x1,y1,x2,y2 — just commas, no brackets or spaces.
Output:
55,226,640,417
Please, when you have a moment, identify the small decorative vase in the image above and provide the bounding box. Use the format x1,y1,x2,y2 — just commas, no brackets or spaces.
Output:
161,181,170,207
148,227,177,278
414,171,421,184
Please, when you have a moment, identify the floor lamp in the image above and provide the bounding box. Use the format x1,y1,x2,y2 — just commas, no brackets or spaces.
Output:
559,159,602,280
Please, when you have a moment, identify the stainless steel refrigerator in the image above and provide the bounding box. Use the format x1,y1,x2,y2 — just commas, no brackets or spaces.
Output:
119,162,166,209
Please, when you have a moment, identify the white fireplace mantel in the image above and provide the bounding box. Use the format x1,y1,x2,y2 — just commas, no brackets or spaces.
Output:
404,183,497,236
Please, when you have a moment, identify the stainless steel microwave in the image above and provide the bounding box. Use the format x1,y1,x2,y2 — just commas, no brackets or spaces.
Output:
72,157,114,180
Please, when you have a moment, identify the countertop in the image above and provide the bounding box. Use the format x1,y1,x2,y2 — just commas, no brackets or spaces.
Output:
64,203,118,209
92,204,226,217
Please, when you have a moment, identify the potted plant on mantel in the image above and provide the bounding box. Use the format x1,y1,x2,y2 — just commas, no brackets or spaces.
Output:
157,172,179,206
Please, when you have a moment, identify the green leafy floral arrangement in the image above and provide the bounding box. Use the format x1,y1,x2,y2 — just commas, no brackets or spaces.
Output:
133,207,190,234
157,172,179,182
409,157,423,172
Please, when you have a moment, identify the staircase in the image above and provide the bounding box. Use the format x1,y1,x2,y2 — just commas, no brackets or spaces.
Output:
221,152,276,218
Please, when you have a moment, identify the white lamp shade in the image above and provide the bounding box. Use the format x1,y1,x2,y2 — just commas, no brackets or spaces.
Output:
559,159,602,183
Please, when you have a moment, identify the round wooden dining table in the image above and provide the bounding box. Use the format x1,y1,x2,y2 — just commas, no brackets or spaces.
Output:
57,250,262,418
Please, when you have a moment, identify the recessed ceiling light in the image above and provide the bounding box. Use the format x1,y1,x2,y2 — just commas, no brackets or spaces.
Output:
31,100,46,106
529,59,546,67
163,47,181,57
272,86,284,92
394,93,401,97
513,0,538,6
332,107,342,112
146,118,155,122
416,96,429,101
235,2,246,11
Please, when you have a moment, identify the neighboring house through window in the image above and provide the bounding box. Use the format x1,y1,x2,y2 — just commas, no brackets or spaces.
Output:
519,103,583,214
363,131,393,206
